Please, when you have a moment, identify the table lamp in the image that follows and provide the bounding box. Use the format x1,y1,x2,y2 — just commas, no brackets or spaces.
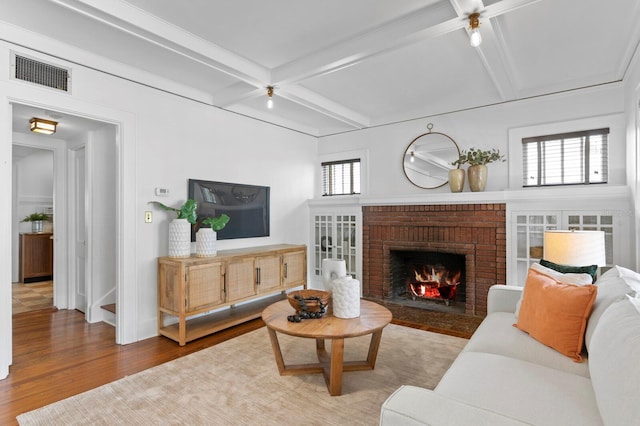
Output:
543,230,606,267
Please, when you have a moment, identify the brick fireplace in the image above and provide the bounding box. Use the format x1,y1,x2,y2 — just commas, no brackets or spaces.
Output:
362,204,506,316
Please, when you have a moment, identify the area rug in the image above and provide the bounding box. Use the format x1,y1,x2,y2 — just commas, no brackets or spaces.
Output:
17,324,467,425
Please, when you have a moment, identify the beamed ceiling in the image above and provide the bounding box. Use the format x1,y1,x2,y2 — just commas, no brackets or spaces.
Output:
3,0,640,137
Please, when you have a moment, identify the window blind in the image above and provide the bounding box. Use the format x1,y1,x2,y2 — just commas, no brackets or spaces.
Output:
321,159,361,196
522,128,608,187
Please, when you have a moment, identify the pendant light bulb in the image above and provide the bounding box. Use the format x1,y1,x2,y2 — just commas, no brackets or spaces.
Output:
469,13,482,47
266,86,274,109
410,152,415,163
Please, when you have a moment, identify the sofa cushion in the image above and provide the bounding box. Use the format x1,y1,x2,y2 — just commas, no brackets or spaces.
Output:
514,264,593,320
464,312,590,377
381,385,529,425
589,299,640,426
540,258,598,282
531,262,594,285
515,268,597,362
435,352,602,426
584,271,635,350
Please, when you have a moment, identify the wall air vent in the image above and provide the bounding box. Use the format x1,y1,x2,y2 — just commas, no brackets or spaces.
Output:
13,54,70,92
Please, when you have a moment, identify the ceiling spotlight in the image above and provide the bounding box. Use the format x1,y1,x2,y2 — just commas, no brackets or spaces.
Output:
29,117,58,135
469,13,482,47
266,86,274,109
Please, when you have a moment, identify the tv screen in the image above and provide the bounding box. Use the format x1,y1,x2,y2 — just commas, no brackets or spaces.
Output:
188,179,270,241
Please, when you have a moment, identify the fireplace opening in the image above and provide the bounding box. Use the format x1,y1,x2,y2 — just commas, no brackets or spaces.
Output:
390,250,466,314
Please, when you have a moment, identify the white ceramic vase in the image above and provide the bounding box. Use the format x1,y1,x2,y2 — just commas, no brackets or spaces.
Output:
168,218,191,258
331,276,361,318
196,228,217,257
322,258,347,292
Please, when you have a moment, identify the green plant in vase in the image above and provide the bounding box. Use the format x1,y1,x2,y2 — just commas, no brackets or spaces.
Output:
453,148,505,192
21,212,51,233
148,199,198,258
196,214,230,257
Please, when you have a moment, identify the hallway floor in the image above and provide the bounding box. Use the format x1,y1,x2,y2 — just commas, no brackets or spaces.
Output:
12,281,53,314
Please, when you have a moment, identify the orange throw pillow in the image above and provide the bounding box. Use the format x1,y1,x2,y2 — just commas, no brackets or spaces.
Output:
515,268,597,362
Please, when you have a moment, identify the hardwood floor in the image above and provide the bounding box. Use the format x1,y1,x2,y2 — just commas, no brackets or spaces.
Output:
0,309,264,425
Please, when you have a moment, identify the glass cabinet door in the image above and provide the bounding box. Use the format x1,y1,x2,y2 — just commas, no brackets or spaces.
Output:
514,212,560,286
312,213,358,280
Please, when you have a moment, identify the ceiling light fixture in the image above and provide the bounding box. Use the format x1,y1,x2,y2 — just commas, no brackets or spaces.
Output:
266,86,274,109
29,117,58,135
469,13,482,47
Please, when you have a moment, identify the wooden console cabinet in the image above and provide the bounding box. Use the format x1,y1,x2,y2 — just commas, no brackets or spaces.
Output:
158,244,306,345
19,233,54,283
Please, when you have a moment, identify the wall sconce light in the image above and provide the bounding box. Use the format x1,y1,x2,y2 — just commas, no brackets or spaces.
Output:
29,117,58,135
469,13,482,47
266,86,274,109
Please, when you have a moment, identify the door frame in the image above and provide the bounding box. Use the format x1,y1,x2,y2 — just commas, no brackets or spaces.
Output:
1,89,138,379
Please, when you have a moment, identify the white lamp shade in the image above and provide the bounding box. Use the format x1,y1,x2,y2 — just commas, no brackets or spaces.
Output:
543,230,606,267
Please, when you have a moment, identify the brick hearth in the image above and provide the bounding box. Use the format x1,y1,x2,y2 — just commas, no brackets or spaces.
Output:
362,204,506,316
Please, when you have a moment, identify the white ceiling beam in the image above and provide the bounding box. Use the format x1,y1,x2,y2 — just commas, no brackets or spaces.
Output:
272,0,541,87
271,1,456,85
50,0,270,86
214,83,264,108
277,86,370,129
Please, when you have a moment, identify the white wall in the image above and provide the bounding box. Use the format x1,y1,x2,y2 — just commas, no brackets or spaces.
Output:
0,33,317,378
86,124,117,321
318,84,625,197
623,43,640,271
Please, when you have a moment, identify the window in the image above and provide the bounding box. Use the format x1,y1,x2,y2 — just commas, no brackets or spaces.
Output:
322,159,360,196
522,128,609,187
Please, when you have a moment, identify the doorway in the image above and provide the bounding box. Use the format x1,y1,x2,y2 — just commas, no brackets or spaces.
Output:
11,103,117,322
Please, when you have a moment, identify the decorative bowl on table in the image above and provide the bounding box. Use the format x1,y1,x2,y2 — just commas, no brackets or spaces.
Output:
287,289,331,313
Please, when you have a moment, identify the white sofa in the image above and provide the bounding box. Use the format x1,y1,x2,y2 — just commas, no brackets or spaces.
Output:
380,266,640,426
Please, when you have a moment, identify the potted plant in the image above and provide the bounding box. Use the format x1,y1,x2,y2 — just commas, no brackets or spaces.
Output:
21,212,51,233
453,148,505,192
148,199,198,258
196,214,230,257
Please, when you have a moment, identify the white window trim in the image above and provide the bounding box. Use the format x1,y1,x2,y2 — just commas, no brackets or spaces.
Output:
317,149,369,198
508,114,625,190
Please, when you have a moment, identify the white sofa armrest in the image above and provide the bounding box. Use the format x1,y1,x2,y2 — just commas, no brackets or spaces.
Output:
380,385,527,425
487,285,523,314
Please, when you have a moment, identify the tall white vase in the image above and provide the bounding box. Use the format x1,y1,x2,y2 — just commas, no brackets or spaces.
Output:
168,218,191,258
196,228,217,257
322,258,347,292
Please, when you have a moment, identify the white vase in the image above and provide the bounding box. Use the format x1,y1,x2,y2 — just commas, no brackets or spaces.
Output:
168,218,191,258
196,228,217,257
332,276,361,318
322,258,347,292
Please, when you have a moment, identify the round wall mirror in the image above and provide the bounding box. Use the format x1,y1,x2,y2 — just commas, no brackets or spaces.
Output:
403,128,460,189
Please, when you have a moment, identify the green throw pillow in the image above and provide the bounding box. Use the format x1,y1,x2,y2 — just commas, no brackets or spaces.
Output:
540,259,598,283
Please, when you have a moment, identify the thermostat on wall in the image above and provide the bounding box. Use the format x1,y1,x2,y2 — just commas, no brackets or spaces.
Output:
155,187,170,196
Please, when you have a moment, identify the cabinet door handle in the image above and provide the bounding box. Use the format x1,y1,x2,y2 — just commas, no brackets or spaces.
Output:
256,267,261,285
284,263,288,279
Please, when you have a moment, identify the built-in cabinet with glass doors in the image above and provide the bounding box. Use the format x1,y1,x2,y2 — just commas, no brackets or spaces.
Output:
312,212,359,284
511,211,616,286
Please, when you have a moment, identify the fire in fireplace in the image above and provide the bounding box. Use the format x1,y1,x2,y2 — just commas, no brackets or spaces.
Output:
391,250,465,311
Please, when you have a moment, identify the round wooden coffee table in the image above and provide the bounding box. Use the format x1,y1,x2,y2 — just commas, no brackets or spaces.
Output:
262,299,392,396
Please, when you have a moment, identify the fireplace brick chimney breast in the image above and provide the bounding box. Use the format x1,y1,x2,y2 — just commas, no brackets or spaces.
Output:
363,204,506,316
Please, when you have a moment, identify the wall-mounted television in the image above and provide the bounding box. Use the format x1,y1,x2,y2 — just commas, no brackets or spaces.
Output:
188,179,270,241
